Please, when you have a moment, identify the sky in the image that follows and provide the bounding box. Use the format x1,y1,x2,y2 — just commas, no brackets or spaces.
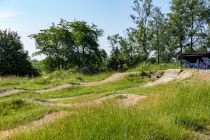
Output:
0,0,171,60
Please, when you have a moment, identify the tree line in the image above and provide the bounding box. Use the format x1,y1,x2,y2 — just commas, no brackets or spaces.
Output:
0,0,209,76
108,0,209,70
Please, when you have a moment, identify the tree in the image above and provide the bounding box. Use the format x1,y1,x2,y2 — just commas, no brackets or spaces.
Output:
185,0,209,52
0,29,37,76
169,0,188,54
130,0,153,61
31,19,107,73
150,7,167,63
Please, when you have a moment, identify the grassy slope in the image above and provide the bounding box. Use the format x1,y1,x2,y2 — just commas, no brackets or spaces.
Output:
0,70,112,90
13,74,151,100
128,63,180,72
12,71,210,140
3,63,209,139
0,97,57,131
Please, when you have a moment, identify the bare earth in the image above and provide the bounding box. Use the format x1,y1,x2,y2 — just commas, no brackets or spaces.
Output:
23,94,147,108
143,69,194,87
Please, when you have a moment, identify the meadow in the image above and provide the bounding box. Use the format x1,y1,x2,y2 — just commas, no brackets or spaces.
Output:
0,63,209,140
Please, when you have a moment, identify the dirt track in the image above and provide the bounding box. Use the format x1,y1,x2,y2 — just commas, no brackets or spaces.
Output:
0,72,137,96
143,69,194,87
0,69,197,139
24,94,147,108
0,70,193,96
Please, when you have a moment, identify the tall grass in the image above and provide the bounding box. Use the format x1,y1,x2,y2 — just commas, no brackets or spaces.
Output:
0,97,57,131
128,63,180,72
13,79,210,140
0,70,112,90
14,74,150,100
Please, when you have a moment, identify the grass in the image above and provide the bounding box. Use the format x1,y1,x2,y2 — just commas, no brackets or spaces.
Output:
12,74,151,100
0,69,112,90
128,62,180,72
0,97,57,131
12,77,210,140
47,93,108,104
1,64,209,139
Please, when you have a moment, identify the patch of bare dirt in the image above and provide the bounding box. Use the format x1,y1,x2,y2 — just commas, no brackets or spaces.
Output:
24,94,147,108
0,111,67,140
79,72,138,86
114,94,148,107
143,69,193,87
36,84,73,93
195,70,210,81
0,89,25,97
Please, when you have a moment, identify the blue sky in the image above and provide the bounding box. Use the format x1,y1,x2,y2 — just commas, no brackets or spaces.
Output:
0,0,170,60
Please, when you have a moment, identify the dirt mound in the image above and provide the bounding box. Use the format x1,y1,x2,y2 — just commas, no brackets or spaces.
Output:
143,69,193,87
80,72,137,86
24,94,147,108
114,94,148,107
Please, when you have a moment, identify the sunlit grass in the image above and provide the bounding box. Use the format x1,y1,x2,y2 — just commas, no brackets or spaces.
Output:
12,79,210,140
0,97,57,131
12,74,151,100
0,70,112,90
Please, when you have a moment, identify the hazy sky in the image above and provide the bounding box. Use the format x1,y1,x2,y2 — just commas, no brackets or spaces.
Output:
0,0,170,60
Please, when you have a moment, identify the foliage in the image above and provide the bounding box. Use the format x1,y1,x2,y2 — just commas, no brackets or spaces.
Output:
0,29,38,76
30,20,107,73
12,76,210,140
108,0,209,69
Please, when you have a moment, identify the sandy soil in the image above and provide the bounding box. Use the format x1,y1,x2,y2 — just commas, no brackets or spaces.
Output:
143,69,194,87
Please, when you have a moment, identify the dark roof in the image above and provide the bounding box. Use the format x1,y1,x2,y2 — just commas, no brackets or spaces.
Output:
179,52,210,58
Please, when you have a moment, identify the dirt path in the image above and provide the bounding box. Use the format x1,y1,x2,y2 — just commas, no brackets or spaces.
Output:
0,93,147,139
0,89,25,97
24,94,147,108
0,72,137,96
0,70,194,97
143,69,194,87
36,84,73,93
80,72,137,86
0,111,67,140
0,69,195,139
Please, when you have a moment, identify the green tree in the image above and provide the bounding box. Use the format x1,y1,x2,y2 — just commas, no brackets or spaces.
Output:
185,0,209,51
169,0,188,54
130,0,153,61
0,29,37,76
31,19,107,72
150,7,167,63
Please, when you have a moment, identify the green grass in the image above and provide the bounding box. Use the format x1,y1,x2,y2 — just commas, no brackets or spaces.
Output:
12,76,210,140
128,62,180,72
1,65,209,139
12,74,150,100
0,70,112,90
0,97,57,131
47,93,108,104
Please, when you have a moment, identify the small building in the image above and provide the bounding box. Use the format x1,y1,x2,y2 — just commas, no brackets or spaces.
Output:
179,53,210,69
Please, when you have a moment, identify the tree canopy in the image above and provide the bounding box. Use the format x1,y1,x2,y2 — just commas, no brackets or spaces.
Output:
30,20,107,73
0,29,37,76
108,0,209,71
